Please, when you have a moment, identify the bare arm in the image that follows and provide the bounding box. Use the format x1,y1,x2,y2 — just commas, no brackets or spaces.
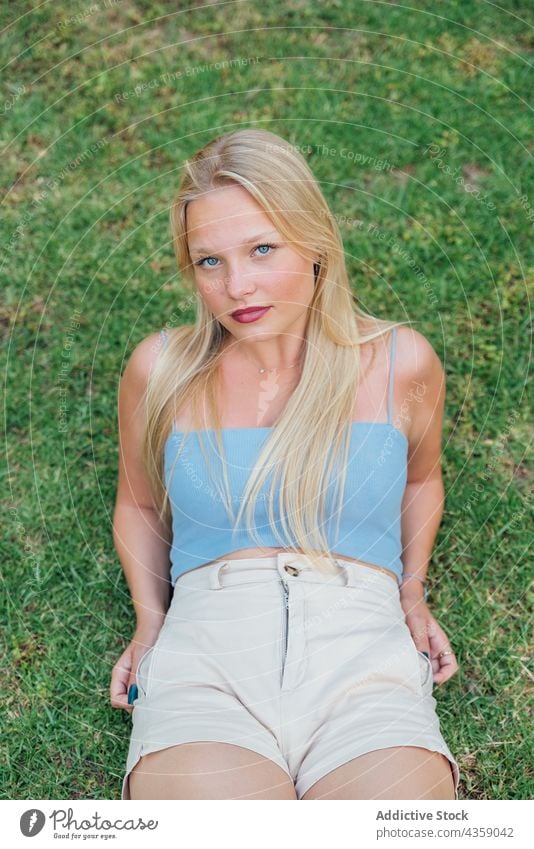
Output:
110,331,173,711
396,329,458,684
113,504,172,632
398,328,446,603
113,331,172,632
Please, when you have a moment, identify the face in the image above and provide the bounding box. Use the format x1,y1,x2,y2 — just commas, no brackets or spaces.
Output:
186,184,317,344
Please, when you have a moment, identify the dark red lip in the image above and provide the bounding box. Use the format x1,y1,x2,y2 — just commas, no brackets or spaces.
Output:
231,306,271,317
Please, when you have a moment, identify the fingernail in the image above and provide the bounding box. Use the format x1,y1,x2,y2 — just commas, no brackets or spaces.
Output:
421,651,429,658
127,684,138,705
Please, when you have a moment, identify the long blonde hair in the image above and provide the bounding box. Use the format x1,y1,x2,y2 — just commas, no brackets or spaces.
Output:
144,128,409,575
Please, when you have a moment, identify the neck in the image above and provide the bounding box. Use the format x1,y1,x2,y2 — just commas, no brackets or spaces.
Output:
221,337,306,373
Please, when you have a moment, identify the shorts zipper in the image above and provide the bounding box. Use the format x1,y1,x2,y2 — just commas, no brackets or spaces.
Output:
280,578,289,682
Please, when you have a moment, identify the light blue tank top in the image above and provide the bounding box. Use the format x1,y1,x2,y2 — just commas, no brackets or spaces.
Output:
162,327,408,587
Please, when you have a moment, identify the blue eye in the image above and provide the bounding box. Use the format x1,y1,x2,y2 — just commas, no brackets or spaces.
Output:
194,255,218,268
195,243,277,268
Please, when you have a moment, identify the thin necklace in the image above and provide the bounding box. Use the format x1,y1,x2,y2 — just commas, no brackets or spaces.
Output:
257,360,301,374
245,346,305,374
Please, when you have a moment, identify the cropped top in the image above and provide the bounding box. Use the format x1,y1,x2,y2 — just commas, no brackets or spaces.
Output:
161,326,408,587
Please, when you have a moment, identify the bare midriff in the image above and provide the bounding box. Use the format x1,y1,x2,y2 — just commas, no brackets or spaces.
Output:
201,546,399,586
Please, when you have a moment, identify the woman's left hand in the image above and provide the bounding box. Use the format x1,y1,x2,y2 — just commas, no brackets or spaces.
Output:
400,594,459,685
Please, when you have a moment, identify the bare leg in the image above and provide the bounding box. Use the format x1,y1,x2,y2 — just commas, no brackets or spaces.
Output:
301,746,456,800
129,742,297,800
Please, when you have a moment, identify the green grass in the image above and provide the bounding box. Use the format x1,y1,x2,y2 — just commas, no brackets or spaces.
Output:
1,0,532,800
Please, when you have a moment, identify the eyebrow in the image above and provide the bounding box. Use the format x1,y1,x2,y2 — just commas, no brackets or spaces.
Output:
189,230,280,256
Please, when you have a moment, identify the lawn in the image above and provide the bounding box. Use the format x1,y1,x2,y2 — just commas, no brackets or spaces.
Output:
1,0,532,800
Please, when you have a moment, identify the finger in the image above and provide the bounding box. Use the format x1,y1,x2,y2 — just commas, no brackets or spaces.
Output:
433,660,457,684
111,693,134,713
406,617,432,658
110,674,136,712
427,627,458,682
127,682,139,705
110,657,133,706
428,627,456,657
433,650,459,684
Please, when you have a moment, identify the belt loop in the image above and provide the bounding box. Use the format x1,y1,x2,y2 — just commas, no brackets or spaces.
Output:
337,558,362,589
208,561,228,590
338,559,353,587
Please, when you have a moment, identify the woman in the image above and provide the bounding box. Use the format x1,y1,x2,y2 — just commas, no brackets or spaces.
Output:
111,128,461,800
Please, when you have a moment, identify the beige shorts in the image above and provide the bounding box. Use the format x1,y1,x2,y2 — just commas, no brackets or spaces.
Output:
122,552,460,799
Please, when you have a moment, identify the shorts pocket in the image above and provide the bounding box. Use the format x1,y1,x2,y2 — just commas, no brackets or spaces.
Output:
416,649,434,694
135,644,156,700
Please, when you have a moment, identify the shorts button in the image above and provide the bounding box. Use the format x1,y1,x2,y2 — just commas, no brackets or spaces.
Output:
284,563,299,576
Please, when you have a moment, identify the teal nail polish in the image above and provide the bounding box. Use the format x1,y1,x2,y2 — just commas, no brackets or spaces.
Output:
127,684,138,705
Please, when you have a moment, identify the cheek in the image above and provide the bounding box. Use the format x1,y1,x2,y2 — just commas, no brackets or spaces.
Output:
197,276,225,303
274,263,314,301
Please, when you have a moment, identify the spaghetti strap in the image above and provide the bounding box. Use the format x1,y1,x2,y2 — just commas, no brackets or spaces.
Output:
387,327,397,425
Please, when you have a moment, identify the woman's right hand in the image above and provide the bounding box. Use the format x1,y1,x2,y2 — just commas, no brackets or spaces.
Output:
110,625,163,714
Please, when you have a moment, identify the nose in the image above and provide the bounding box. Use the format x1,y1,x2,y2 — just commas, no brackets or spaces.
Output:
222,265,257,300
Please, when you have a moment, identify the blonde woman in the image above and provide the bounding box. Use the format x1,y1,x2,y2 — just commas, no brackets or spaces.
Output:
111,128,460,800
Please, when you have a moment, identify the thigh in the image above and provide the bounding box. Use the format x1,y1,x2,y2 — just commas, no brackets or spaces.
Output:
301,746,456,800
129,742,298,800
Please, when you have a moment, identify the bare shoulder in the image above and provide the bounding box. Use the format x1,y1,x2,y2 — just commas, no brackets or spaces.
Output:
393,326,446,455
116,331,166,510
121,331,165,387
118,330,165,424
394,325,445,387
